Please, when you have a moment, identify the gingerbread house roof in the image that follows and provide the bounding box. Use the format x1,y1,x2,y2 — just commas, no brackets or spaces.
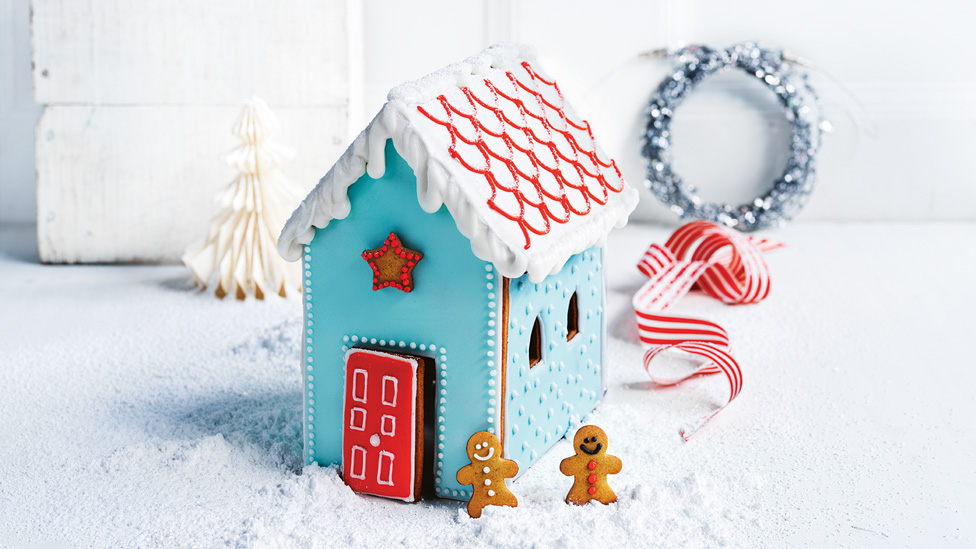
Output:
277,43,639,282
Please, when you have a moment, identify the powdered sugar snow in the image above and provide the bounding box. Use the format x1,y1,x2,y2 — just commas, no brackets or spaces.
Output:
1,222,972,547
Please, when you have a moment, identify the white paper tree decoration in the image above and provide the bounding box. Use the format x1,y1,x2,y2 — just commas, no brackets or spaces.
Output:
183,97,303,300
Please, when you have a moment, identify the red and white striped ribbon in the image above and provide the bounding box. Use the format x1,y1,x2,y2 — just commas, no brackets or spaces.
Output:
633,220,783,440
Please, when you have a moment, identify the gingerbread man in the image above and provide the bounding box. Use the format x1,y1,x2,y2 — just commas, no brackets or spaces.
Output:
559,425,622,505
456,431,518,518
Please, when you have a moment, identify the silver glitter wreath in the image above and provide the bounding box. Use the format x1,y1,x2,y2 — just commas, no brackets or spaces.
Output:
642,42,827,231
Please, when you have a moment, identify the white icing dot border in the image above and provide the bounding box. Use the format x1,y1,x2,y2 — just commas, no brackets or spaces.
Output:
484,264,500,435
433,263,500,499
342,333,451,496
303,245,316,465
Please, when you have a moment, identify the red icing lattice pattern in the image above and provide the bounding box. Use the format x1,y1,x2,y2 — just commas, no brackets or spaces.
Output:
417,62,625,250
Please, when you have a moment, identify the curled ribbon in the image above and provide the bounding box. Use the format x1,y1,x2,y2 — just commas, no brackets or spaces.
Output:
633,221,783,440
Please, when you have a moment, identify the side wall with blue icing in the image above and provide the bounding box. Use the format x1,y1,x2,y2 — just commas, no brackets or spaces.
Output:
504,248,604,472
303,141,499,500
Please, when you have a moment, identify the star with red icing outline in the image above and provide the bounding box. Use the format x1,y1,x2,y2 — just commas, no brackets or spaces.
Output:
361,232,424,292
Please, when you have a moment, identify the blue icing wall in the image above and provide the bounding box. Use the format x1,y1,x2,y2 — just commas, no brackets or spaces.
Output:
504,248,604,473
303,140,498,500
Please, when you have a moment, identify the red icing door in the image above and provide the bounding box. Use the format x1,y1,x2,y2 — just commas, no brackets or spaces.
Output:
342,348,424,502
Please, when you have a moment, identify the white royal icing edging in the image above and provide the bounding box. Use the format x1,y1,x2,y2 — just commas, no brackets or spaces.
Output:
277,43,639,283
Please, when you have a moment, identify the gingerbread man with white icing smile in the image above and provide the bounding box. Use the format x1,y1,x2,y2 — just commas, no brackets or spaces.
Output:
559,425,622,505
456,431,518,518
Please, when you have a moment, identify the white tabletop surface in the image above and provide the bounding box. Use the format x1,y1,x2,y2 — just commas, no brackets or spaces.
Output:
1,222,973,548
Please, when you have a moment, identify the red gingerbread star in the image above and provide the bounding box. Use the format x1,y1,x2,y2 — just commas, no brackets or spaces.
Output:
361,232,424,292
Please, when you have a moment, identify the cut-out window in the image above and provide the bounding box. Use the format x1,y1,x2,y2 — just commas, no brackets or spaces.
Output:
567,291,579,341
529,316,543,368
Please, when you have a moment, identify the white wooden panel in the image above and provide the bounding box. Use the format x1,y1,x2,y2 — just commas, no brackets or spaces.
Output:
36,105,347,263
11,0,975,226
360,0,490,126
692,0,976,87
31,0,352,107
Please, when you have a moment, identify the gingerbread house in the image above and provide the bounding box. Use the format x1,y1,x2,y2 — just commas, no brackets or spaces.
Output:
277,44,639,502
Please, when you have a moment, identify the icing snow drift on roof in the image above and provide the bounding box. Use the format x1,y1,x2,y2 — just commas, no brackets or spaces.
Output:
278,43,639,282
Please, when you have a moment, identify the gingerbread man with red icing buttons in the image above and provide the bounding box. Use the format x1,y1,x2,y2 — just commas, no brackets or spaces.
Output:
559,425,622,505
456,431,519,518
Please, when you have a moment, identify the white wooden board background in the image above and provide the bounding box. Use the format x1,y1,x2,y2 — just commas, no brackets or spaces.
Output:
29,0,360,263
2,0,974,235
32,1,353,107
35,106,348,263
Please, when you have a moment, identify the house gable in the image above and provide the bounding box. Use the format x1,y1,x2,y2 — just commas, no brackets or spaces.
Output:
302,140,503,499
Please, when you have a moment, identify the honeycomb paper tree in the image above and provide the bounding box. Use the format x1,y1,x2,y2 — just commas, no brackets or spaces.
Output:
183,97,303,299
